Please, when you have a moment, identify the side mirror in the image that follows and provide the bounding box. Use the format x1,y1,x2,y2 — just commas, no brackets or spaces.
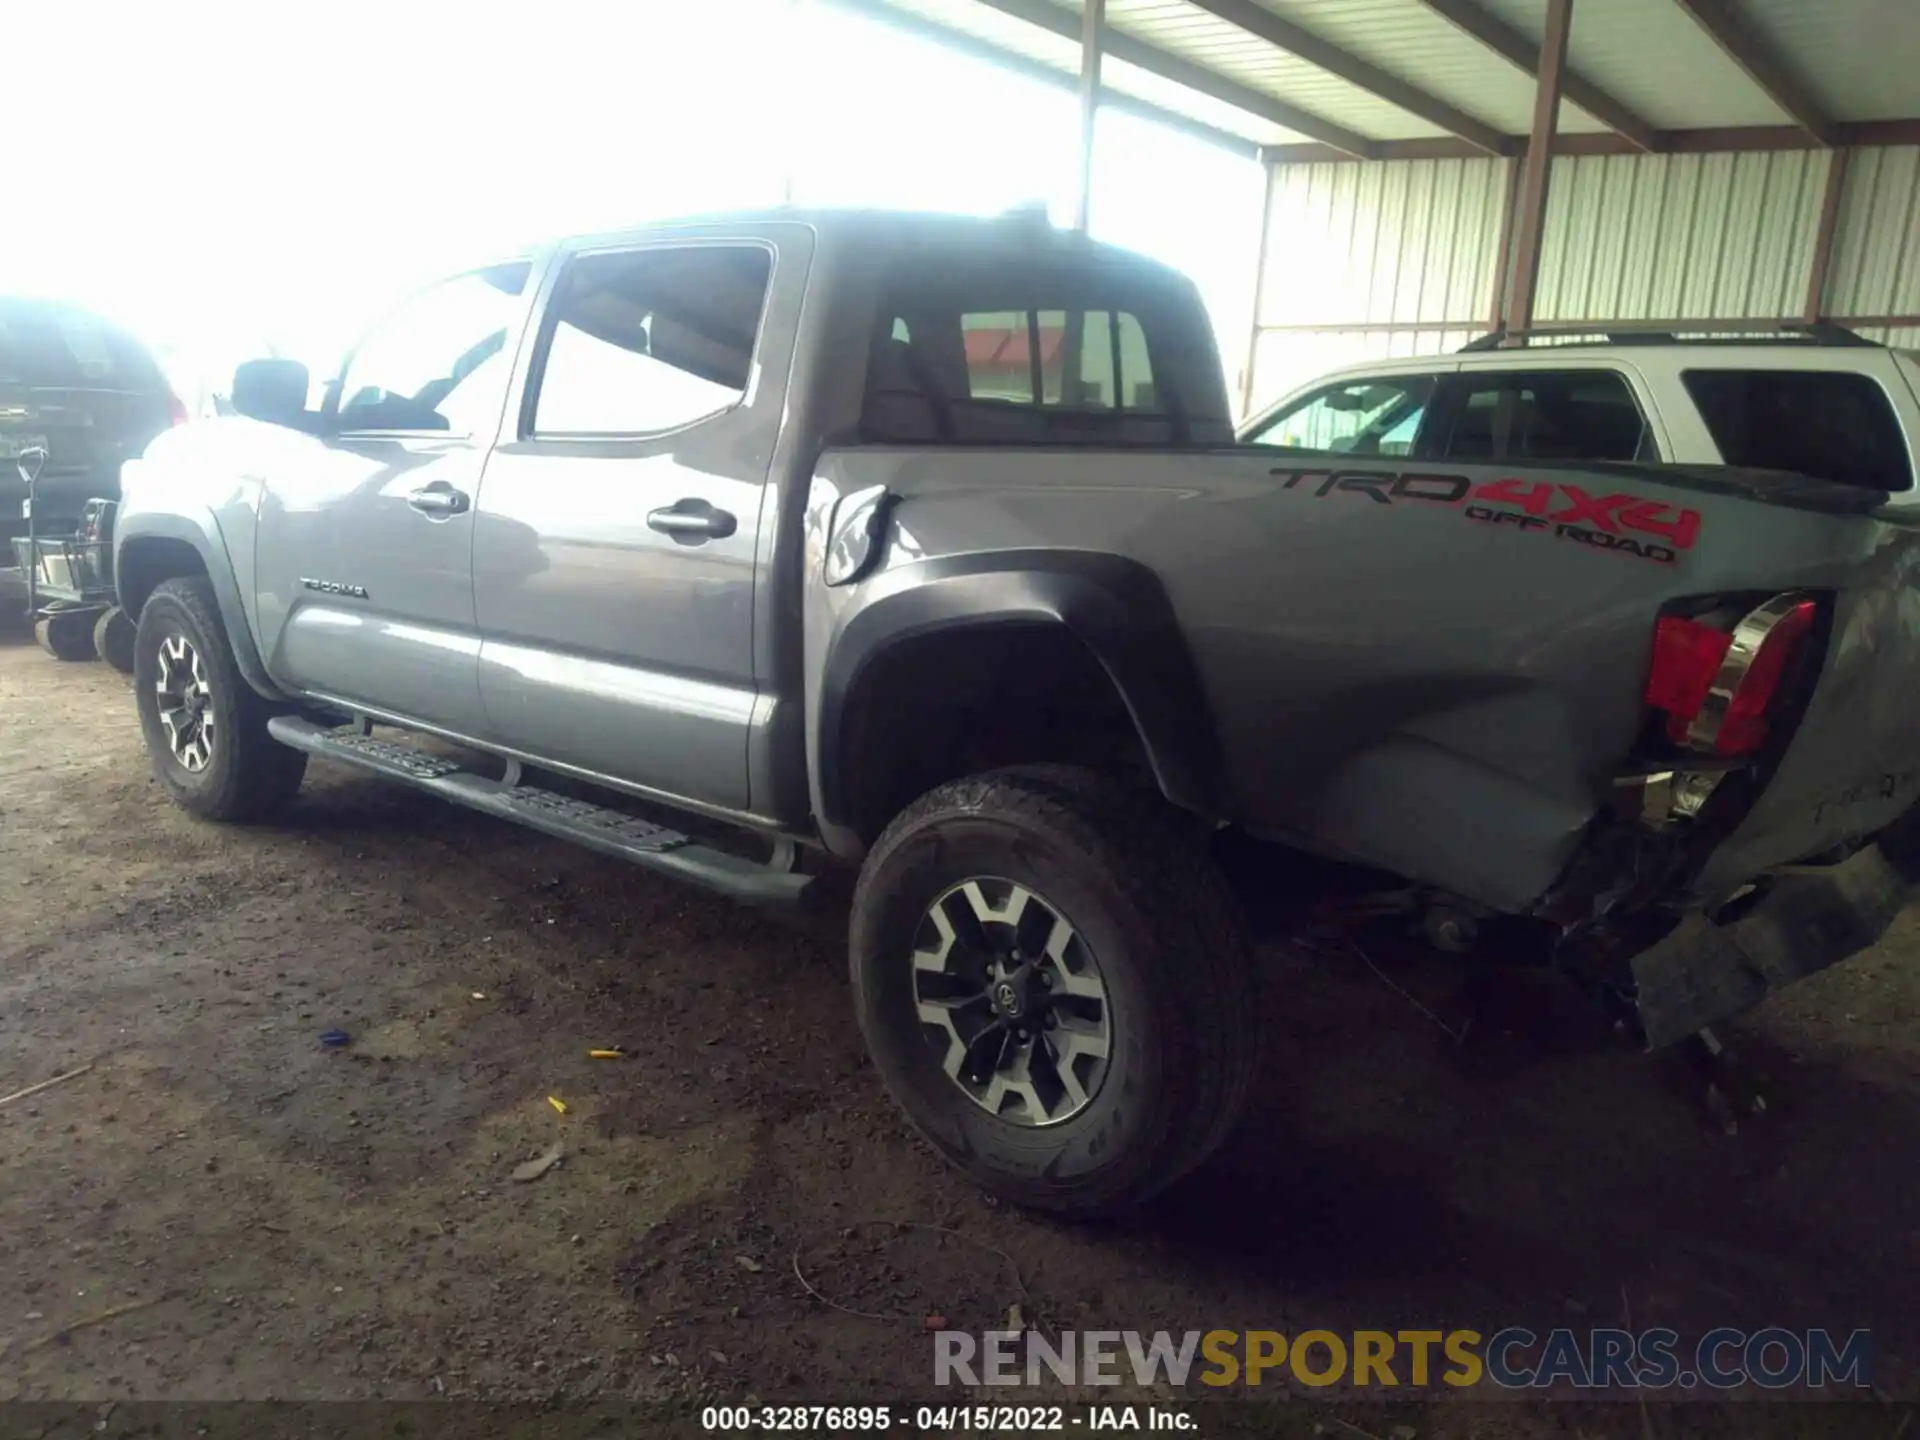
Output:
231,358,310,425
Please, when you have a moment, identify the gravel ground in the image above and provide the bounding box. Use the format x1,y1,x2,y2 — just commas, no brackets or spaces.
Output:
2,617,1918,1433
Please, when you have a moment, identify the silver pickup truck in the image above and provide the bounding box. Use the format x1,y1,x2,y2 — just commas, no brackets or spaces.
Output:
114,208,1920,1214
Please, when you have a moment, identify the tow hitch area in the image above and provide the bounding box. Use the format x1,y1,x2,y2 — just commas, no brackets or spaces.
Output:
1630,841,1913,1050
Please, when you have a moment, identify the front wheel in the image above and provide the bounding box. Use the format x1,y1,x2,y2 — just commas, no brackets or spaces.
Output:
850,768,1257,1215
133,576,306,821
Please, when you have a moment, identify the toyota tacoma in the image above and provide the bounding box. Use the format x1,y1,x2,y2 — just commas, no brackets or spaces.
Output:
112,209,1920,1213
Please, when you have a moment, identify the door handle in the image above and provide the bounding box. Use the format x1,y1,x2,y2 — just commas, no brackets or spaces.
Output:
647,499,737,543
408,485,470,517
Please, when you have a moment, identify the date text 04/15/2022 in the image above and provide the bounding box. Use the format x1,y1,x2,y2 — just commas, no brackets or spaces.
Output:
699,1404,1193,1431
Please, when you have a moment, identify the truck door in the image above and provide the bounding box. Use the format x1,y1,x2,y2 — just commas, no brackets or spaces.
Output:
253,262,534,736
471,230,805,813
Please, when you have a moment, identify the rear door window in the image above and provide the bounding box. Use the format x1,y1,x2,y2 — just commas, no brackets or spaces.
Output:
1682,369,1912,491
1435,369,1654,463
1245,375,1436,457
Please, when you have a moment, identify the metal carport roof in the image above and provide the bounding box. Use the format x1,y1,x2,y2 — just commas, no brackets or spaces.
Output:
843,0,1920,158
839,0,1918,345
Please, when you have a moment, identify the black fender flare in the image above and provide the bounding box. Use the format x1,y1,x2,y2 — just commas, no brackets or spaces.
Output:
816,549,1231,836
116,516,287,701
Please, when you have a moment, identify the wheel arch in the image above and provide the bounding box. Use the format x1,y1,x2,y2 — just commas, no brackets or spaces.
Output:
815,550,1231,851
116,517,285,700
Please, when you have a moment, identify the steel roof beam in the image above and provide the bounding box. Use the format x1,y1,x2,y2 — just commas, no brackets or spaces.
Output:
827,0,1263,157
973,0,1376,157
1261,118,1920,163
1181,0,1508,155
1671,0,1837,147
1413,0,1659,152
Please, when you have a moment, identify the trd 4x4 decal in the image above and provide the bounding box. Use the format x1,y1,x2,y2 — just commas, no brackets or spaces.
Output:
1272,468,1701,565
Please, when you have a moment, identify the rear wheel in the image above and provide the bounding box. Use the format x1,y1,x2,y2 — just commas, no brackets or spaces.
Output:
850,767,1256,1215
34,609,97,661
93,606,136,674
133,576,305,820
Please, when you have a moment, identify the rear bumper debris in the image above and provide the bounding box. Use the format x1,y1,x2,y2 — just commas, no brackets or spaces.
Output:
1631,837,1914,1049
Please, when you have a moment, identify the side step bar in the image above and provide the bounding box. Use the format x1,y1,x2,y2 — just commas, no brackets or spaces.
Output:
266,717,812,906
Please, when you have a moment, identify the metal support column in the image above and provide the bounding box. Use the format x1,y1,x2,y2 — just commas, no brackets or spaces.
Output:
1075,0,1106,232
1504,0,1572,336
1487,153,1524,332
1804,146,1850,322
1241,158,1278,418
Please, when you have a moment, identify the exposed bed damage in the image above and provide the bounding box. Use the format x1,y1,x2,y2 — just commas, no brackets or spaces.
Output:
1237,349,1920,1050
1630,837,1917,1049
1541,520,1920,1046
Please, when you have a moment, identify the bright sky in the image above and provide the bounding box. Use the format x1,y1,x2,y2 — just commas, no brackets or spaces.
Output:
2,0,1263,405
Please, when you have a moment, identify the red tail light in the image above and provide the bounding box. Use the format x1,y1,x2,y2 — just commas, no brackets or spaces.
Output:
1645,594,1817,757
167,391,189,426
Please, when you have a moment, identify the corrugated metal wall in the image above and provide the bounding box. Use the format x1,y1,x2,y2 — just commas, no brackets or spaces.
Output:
1258,157,1511,326
1245,144,1920,418
1248,156,1509,407
1822,145,1920,330
1531,150,1828,323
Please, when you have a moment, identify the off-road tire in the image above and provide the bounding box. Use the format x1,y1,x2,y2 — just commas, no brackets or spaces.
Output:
850,766,1256,1215
93,605,136,675
134,576,306,821
35,610,97,661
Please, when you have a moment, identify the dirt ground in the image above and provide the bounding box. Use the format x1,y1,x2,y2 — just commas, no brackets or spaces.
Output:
3,617,1919,1431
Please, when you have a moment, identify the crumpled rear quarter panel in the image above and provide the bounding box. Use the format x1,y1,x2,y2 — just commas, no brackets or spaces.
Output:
813,448,1920,916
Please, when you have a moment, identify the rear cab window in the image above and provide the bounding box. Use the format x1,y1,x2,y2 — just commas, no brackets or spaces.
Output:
953,308,1157,408
1681,369,1914,492
861,246,1231,447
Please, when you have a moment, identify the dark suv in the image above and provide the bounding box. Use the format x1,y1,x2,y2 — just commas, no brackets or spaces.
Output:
1,296,183,563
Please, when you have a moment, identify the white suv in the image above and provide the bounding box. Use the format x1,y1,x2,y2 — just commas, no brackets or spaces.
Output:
1239,326,1920,499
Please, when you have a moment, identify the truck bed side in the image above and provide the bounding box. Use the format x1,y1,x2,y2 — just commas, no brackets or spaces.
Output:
808,445,1920,917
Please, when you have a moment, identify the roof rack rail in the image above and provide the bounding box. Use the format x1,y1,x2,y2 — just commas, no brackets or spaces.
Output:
1458,321,1879,352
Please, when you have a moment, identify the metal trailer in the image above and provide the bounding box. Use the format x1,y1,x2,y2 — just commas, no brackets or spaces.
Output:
8,446,133,670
